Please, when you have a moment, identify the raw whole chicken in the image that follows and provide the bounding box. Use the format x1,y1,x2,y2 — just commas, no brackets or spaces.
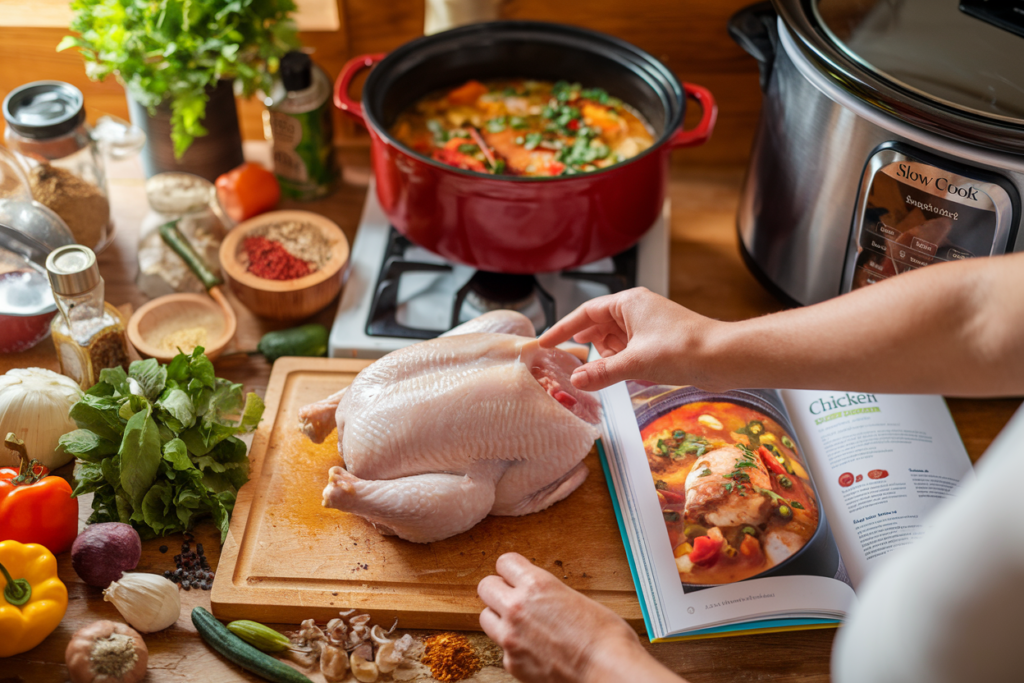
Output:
298,311,601,543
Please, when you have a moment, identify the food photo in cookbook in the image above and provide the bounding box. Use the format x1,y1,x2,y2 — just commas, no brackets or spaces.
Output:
629,385,840,592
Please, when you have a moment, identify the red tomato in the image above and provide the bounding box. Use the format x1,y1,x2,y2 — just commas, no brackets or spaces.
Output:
868,469,889,479
838,472,854,487
758,446,787,476
689,535,723,567
659,489,686,505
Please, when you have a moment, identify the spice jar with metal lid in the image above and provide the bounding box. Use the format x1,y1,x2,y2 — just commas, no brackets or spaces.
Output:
3,81,144,252
45,244,129,389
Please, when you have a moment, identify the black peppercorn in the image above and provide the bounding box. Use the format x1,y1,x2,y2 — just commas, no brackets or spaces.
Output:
182,581,191,590
196,543,204,556
159,545,168,553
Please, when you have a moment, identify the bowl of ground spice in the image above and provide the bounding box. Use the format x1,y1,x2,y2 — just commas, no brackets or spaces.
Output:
220,210,349,320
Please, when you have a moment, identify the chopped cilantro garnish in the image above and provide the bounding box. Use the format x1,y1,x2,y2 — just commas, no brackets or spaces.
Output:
457,143,478,155
522,132,543,150
485,117,507,133
509,116,529,129
426,119,448,144
673,430,686,440
698,468,712,477
791,501,805,510
580,86,610,104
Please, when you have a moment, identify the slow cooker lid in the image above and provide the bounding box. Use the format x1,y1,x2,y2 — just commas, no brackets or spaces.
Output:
814,0,1024,124
776,0,1024,154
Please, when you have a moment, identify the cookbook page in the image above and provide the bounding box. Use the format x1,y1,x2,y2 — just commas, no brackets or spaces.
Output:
599,381,855,639
781,391,973,589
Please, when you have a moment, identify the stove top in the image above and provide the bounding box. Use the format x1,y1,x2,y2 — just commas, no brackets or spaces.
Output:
329,183,670,359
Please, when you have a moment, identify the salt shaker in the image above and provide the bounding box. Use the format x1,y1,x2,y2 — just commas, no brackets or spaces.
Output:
45,245,129,389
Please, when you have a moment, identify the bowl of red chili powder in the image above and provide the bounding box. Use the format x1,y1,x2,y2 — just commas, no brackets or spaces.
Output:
220,210,349,320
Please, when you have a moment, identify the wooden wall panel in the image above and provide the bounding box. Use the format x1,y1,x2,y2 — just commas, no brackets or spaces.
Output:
0,0,762,168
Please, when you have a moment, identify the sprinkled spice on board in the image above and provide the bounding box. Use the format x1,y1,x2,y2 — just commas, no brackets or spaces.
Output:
421,632,481,682
244,235,311,280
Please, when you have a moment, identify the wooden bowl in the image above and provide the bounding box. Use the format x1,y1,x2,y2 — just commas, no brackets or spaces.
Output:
127,288,237,362
219,211,349,320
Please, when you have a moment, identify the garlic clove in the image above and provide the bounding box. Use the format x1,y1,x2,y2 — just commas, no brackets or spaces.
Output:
351,643,379,682
321,643,349,683
102,573,181,633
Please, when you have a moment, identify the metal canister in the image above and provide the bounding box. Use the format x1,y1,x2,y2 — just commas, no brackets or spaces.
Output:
264,52,338,201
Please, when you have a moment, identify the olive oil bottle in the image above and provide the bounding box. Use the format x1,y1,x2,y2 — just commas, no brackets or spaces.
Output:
264,51,339,200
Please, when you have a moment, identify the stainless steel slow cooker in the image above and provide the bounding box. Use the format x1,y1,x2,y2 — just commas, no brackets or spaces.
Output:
731,0,1024,306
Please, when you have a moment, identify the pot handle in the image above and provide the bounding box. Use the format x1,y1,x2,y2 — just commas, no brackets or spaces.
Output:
334,53,386,125
668,83,718,149
728,1,779,92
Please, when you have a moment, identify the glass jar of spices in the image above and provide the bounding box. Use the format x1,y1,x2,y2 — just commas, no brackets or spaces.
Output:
3,81,144,252
136,172,230,298
45,245,129,389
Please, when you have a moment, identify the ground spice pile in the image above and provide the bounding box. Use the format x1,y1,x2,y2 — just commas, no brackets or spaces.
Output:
30,163,110,248
250,221,330,267
421,632,481,682
244,234,312,280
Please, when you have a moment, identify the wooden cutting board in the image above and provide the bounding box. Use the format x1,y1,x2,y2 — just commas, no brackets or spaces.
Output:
211,357,643,631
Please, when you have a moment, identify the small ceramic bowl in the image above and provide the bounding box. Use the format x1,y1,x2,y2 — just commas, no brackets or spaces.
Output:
219,210,349,320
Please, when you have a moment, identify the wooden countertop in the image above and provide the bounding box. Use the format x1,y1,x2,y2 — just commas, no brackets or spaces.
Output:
4,145,1020,683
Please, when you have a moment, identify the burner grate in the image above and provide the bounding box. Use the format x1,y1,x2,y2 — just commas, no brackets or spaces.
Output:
365,227,639,341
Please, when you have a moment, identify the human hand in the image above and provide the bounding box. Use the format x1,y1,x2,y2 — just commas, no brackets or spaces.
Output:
477,553,646,683
539,287,722,392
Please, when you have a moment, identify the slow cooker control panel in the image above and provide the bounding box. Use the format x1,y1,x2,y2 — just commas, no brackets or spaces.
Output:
841,145,1019,294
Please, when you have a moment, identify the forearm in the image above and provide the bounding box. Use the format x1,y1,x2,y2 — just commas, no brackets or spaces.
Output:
583,637,686,683
691,253,1024,396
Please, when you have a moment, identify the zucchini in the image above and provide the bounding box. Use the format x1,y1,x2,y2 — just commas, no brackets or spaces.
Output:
257,324,329,362
227,619,292,652
192,607,311,683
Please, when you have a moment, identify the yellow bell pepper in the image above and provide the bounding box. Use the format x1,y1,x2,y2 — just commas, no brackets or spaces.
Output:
0,540,67,657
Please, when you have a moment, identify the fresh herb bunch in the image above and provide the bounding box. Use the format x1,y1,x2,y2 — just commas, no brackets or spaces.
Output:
58,0,299,157
59,348,265,541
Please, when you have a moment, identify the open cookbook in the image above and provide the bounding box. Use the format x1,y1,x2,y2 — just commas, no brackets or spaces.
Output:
596,381,973,642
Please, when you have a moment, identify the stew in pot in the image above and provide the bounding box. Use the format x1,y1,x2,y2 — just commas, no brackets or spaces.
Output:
389,79,655,177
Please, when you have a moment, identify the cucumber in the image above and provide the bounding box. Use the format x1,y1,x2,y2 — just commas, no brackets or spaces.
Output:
257,324,329,362
192,607,312,683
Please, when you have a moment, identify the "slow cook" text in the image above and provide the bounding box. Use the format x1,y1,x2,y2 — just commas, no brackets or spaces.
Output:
896,163,980,201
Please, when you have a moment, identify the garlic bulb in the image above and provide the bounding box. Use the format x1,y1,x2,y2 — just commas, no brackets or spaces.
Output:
0,368,81,470
103,573,181,633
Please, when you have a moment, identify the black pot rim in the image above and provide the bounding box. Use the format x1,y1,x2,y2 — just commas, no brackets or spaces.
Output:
361,20,686,183
773,0,1024,155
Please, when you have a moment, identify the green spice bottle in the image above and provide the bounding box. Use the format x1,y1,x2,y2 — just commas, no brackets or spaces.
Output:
264,52,339,200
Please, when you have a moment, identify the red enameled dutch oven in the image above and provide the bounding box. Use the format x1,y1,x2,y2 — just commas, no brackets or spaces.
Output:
335,21,717,274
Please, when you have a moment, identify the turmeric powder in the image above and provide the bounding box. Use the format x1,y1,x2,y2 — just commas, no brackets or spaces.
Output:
421,632,481,682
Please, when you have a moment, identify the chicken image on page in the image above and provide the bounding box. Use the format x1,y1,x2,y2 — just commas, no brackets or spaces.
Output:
297,311,600,542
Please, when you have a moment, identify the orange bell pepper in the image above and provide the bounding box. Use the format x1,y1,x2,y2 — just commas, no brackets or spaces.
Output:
215,162,281,223
0,540,68,657
0,434,78,555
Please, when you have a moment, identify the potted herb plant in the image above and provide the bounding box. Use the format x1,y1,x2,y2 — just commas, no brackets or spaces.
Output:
59,0,299,181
